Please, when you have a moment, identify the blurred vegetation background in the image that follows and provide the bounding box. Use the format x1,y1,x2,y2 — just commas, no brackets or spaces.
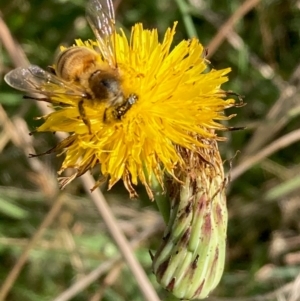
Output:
1,0,300,300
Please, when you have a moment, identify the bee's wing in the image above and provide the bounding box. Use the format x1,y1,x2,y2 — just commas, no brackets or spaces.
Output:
4,65,86,97
86,0,116,67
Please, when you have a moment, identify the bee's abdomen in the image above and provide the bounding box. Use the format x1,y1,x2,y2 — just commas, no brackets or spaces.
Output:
55,47,98,82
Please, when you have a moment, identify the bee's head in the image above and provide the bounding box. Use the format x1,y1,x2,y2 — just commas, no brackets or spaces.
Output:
89,70,124,106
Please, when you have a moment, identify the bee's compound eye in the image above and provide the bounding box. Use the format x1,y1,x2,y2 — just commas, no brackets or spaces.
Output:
100,78,120,96
100,78,113,88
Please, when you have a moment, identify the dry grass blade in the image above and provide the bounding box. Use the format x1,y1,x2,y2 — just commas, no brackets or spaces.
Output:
0,106,58,196
202,9,286,90
53,217,163,301
0,14,29,67
289,273,300,301
207,0,262,58
0,195,64,301
243,65,300,156
79,173,161,301
89,263,123,301
231,128,300,181
0,68,60,300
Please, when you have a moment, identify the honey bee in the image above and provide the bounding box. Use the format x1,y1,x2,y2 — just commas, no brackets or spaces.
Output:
4,0,137,134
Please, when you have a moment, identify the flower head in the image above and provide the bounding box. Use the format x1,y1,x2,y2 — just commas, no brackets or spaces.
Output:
37,23,235,198
152,138,227,299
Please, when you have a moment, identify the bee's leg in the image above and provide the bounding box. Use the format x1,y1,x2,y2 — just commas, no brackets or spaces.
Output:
103,108,108,122
78,99,92,134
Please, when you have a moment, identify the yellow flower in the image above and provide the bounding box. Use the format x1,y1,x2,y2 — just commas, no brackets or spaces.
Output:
37,23,235,198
